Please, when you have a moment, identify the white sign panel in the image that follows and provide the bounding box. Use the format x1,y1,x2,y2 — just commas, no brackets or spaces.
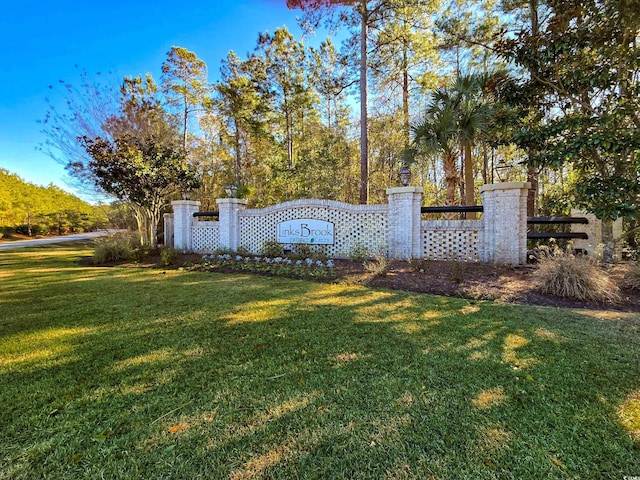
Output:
276,219,335,245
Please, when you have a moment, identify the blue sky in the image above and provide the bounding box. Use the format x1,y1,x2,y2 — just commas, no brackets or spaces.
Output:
0,0,313,197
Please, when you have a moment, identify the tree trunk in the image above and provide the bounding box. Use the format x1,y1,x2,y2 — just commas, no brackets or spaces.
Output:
526,166,538,216
182,93,189,150
402,35,410,148
359,0,369,204
443,152,458,207
464,143,476,219
234,120,242,185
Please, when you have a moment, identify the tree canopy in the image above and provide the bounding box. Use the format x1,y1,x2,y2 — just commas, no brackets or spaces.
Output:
40,0,640,254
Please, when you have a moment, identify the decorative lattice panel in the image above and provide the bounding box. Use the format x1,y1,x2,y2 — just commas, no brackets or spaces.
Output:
421,220,482,261
240,200,388,258
192,222,220,253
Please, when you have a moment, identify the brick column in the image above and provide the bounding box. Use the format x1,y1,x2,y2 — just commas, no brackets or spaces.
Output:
216,198,247,251
480,182,530,265
386,186,424,260
171,200,200,252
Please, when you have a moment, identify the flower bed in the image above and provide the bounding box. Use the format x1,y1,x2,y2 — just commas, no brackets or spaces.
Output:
197,253,336,279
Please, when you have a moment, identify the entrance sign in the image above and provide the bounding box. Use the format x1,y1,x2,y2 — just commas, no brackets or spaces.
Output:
277,219,334,244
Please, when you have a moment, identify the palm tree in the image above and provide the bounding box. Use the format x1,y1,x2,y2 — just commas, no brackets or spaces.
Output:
412,102,459,206
452,76,491,218
414,74,491,215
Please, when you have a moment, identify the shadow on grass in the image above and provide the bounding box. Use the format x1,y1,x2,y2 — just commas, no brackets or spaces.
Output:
1,243,639,479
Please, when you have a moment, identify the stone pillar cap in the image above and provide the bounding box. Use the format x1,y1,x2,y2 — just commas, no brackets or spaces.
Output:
480,182,531,193
386,186,424,195
171,200,201,206
216,198,248,205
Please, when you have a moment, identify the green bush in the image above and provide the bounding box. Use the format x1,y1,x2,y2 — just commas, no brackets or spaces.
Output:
348,242,370,263
212,247,235,256
260,240,284,257
289,244,329,262
132,245,152,262
92,234,135,264
532,248,621,303
160,247,177,266
364,252,391,277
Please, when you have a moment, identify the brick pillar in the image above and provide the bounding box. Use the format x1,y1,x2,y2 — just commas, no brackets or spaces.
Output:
386,186,424,260
216,198,247,251
171,200,200,252
480,182,530,265
163,213,174,247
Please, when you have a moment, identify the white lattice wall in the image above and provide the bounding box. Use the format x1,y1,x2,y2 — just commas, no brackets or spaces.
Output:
192,221,220,253
421,220,483,261
239,199,388,258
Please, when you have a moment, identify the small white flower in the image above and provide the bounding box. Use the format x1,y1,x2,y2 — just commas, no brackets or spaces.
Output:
254,256,262,262
305,258,313,266
327,260,334,268
244,257,251,262
296,260,303,266
284,258,292,265
316,261,324,267
265,257,272,263
274,257,283,263
235,255,243,261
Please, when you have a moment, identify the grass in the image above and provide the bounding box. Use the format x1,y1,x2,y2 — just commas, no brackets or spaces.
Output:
1,242,639,479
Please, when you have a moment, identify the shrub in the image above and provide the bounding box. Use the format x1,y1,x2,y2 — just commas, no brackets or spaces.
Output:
132,245,153,262
448,261,467,284
212,247,235,256
621,262,640,291
408,258,428,272
290,243,314,260
160,247,177,266
92,234,135,264
289,244,329,262
364,252,391,277
532,248,621,303
348,242,370,263
260,240,284,257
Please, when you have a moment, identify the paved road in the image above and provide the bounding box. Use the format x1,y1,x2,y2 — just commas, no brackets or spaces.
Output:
0,230,125,251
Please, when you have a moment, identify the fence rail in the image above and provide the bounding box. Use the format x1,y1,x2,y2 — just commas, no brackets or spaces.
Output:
527,216,588,225
193,211,219,218
527,232,589,239
421,206,484,214
527,215,589,240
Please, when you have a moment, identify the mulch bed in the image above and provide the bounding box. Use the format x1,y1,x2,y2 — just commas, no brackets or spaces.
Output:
126,253,640,314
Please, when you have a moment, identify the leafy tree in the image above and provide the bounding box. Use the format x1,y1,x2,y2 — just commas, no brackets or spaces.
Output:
0,169,107,236
414,74,492,210
80,74,201,247
161,46,209,150
214,51,271,186
40,68,120,197
495,0,640,221
106,74,177,144
368,0,442,146
413,100,460,205
80,135,200,247
288,0,374,203
308,39,353,130
256,27,316,171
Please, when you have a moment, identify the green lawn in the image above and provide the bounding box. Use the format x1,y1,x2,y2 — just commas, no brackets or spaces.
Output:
1,243,638,479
